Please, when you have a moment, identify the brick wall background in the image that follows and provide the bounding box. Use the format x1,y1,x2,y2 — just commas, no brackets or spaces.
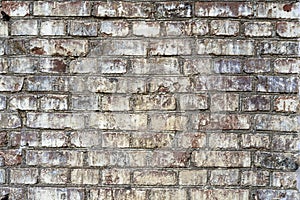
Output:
0,1,299,199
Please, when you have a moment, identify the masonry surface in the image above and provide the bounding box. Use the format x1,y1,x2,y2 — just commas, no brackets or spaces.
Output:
0,0,299,200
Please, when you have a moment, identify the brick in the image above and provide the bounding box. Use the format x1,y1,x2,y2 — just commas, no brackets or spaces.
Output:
274,96,299,113
40,168,68,184
93,2,152,18
156,2,192,18
28,188,84,200
0,132,7,146
26,76,69,92
88,151,149,167
257,76,298,93
89,189,146,200
102,168,130,185
0,150,22,166
69,77,88,93
190,189,249,200
41,20,66,36
210,93,239,111
242,95,271,111
88,77,147,93
213,59,242,74
100,21,129,37
70,58,127,74
10,131,39,147
26,150,84,167
211,20,239,36
131,132,175,149
148,77,191,93
0,113,21,129
274,58,300,74
241,170,269,186
39,58,67,73
71,169,99,185
70,131,101,148
8,95,38,110
259,41,299,55
131,58,179,75
70,21,98,36
255,190,300,200
8,57,38,74
195,2,252,17
0,76,24,92
241,134,270,149
40,94,68,111
150,114,187,131
102,95,130,111
152,151,190,167
176,133,206,148
272,172,297,188
194,114,250,130
71,95,99,110
183,58,211,75
133,21,160,37
256,2,300,19
179,170,207,185
0,169,5,183
26,113,85,129
133,170,176,185
149,39,192,55
210,169,239,186
195,76,252,91
149,189,187,200
30,39,88,56
277,22,300,38
254,152,298,170
93,40,147,56
245,22,273,37
88,113,147,130
179,94,208,110
272,134,299,152
165,21,192,36
41,131,67,147
208,133,239,149
34,1,91,16
131,94,176,111
102,132,130,148
7,39,28,55
0,95,6,110
0,187,26,200
256,114,299,132
2,1,30,16
192,151,251,167
0,58,8,74
11,20,38,36
0,22,8,36
191,20,209,36
10,168,38,184
244,58,271,73
197,39,254,55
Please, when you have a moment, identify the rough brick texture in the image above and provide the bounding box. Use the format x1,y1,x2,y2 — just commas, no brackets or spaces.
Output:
0,1,299,200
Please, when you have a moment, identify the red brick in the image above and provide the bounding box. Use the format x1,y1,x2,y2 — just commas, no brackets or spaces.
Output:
0,150,22,166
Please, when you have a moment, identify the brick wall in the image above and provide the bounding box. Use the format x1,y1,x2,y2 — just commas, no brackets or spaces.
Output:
0,1,299,199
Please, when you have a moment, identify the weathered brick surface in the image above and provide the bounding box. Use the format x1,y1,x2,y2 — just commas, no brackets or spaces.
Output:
1,1,298,199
